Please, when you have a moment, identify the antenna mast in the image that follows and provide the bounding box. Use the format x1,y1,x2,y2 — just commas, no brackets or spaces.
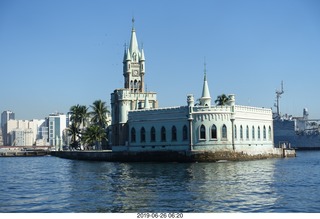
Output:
275,81,284,117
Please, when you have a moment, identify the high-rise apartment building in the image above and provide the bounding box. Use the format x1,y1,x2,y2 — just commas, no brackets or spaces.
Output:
48,113,67,150
1,110,15,145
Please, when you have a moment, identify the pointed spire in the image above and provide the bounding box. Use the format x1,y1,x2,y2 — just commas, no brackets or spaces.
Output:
123,43,127,62
144,85,150,109
132,16,135,30
200,61,211,106
129,17,139,61
126,48,131,61
140,48,145,61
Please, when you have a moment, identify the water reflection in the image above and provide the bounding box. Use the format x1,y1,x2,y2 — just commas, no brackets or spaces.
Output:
66,159,279,212
5,155,314,212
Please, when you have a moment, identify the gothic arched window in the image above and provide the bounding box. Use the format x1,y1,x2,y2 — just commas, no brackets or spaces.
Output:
252,126,255,139
200,125,206,140
161,126,166,142
263,126,267,139
151,127,156,142
269,126,272,140
183,125,188,141
211,124,217,139
131,127,136,143
258,126,261,139
234,125,237,139
222,125,227,139
240,125,243,139
140,127,146,142
171,126,177,141
246,125,249,139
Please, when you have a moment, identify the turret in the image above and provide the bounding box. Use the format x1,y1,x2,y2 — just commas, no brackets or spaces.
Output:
199,63,211,107
144,93,150,109
140,48,145,74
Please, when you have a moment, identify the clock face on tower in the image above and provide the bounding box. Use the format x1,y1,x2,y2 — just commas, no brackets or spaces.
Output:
133,70,139,76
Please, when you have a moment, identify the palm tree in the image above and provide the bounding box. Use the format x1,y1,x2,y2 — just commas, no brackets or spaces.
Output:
67,122,81,150
215,94,230,106
90,100,110,149
81,125,107,150
90,100,109,128
68,104,89,149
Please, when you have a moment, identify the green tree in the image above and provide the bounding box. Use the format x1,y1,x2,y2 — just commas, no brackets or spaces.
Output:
68,104,89,149
81,124,107,150
90,100,110,149
90,100,110,128
69,104,89,128
67,122,81,149
215,94,230,106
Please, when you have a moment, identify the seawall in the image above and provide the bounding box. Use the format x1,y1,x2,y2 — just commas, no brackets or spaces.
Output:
0,150,51,157
51,149,296,162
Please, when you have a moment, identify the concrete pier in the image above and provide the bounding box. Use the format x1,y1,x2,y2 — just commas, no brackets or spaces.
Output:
0,150,51,157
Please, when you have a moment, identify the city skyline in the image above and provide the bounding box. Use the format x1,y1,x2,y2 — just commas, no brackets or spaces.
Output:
1,0,320,120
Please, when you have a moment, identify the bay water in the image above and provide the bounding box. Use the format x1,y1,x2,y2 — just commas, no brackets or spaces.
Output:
1,151,320,213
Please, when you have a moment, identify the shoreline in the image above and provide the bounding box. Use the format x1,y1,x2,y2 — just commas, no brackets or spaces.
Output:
51,149,296,162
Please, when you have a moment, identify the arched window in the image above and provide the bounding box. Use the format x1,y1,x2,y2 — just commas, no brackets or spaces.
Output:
151,127,156,142
134,80,138,89
234,125,237,139
268,126,272,140
222,125,227,139
200,125,206,140
183,125,188,141
140,127,146,142
171,126,177,141
211,124,217,139
258,126,261,139
131,127,136,142
263,126,266,139
161,126,166,142
240,125,243,139
252,126,255,139
246,125,249,139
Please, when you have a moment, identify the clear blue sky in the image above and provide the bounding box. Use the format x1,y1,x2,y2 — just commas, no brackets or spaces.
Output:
1,0,320,120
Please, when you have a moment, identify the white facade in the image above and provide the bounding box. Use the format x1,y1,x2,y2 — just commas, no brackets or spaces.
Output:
111,21,275,156
48,113,66,150
110,20,158,146
5,119,47,146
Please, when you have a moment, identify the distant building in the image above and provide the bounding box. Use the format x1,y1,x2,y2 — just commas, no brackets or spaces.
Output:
48,113,67,150
1,110,15,145
5,119,47,146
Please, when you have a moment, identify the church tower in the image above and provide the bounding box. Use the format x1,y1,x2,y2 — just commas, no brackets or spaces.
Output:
110,19,158,146
123,18,146,93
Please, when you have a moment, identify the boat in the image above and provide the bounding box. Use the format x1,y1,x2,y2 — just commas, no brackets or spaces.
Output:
273,82,320,149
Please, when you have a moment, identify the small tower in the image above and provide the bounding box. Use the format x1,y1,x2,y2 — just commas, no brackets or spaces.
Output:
199,62,211,107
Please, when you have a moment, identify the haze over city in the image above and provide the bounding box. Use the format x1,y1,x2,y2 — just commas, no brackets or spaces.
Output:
1,0,319,120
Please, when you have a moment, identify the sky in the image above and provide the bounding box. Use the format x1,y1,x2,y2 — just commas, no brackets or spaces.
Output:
0,0,320,120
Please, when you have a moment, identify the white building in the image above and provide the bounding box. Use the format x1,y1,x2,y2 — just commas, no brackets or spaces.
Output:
6,119,47,146
48,113,67,150
1,110,15,145
110,21,275,156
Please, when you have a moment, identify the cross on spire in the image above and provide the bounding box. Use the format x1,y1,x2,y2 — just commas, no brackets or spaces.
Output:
132,17,135,29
